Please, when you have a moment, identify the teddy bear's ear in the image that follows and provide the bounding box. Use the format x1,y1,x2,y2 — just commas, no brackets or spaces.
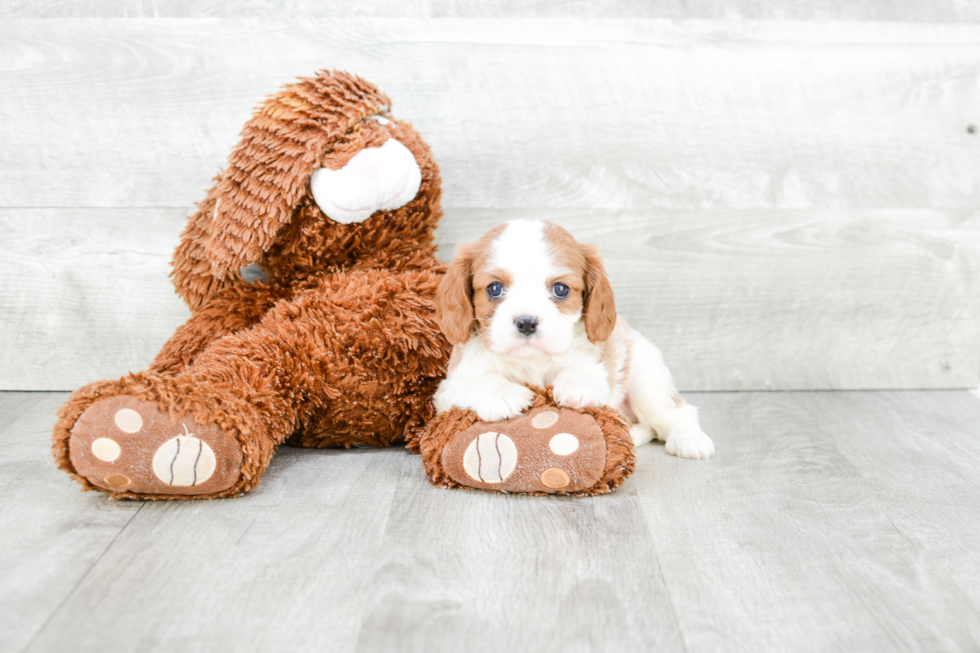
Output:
170,71,391,310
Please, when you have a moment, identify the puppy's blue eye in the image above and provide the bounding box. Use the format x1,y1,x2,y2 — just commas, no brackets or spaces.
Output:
487,282,504,299
552,283,570,299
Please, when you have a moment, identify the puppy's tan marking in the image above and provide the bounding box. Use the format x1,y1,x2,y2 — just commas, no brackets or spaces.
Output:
542,222,616,343
435,224,507,345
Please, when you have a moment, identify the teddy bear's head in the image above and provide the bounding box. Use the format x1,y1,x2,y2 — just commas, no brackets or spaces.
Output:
172,71,442,310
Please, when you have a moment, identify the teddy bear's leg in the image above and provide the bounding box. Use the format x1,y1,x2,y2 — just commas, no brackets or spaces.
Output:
52,281,297,499
54,314,301,499
52,340,294,499
55,269,449,499
55,311,316,499
412,391,637,496
150,281,294,375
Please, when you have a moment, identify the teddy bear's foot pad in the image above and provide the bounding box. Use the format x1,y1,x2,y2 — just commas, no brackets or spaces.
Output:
68,396,242,496
441,405,606,494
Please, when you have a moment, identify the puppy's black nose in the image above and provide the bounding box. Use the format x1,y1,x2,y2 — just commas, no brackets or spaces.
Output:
515,315,538,337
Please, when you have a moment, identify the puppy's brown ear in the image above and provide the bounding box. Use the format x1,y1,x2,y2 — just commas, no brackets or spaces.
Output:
582,244,617,343
437,244,477,345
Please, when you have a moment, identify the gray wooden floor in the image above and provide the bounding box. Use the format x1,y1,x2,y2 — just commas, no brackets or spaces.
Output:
3,390,980,652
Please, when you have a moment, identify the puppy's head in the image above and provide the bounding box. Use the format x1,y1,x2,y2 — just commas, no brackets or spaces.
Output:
436,219,616,357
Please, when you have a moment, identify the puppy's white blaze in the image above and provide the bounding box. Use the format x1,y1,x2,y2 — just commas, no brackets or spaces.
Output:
310,138,422,224
486,220,575,357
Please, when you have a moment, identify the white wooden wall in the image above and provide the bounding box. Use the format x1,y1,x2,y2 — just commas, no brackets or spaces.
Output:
1,10,979,391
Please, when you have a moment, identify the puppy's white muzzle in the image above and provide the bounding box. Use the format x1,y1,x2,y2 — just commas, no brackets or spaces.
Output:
310,138,422,224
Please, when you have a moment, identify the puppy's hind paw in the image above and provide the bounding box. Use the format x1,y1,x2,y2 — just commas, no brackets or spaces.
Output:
665,430,715,460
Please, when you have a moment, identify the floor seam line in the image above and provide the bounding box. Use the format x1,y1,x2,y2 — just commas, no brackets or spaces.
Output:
19,500,147,653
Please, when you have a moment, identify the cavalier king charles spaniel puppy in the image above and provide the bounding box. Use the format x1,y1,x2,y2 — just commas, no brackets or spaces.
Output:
434,219,714,460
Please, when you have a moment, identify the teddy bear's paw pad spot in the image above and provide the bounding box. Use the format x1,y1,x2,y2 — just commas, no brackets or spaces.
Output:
114,408,143,433
462,432,517,484
531,410,559,429
548,433,579,456
442,405,608,494
541,468,571,489
152,433,217,487
68,396,242,497
91,438,121,462
103,473,131,489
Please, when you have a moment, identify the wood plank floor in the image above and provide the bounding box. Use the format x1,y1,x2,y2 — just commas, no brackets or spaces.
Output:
3,390,979,652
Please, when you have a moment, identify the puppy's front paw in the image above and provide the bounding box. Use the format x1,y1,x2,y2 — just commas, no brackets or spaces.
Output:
552,374,610,410
473,383,535,422
665,430,715,460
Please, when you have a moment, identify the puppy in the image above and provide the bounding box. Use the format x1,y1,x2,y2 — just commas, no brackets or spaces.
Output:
434,219,714,460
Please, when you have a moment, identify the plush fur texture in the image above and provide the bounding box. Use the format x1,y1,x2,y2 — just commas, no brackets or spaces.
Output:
170,72,442,310
52,71,452,499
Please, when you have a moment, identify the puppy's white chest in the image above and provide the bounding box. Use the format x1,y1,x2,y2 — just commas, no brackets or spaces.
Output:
494,358,561,388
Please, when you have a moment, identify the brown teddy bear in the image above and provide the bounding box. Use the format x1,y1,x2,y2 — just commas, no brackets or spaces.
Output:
52,70,634,499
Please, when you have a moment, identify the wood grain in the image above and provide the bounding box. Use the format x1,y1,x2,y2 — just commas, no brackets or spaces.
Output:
356,475,684,652
0,208,191,391
25,428,423,652
1,18,977,391
1,19,978,210
3,207,976,391
439,208,980,391
0,392,144,653
635,390,980,652
8,389,980,651
5,0,980,21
